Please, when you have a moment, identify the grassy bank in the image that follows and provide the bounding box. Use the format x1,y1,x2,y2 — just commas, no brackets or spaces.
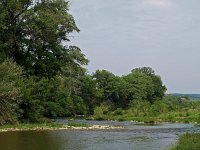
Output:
170,133,200,150
93,99,200,123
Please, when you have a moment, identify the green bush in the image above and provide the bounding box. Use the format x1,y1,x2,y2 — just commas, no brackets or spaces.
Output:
113,108,124,116
0,60,23,125
73,96,87,115
150,100,168,116
129,100,150,116
20,76,74,121
93,106,105,120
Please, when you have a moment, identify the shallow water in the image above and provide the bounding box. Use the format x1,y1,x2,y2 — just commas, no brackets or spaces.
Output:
0,120,200,150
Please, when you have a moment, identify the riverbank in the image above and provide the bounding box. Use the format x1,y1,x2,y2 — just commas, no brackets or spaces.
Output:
92,99,200,124
0,122,124,132
170,133,200,150
92,110,200,124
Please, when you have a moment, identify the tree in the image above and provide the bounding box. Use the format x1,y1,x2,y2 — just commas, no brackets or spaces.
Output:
131,67,155,76
61,46,89,96
131,67,167,103
79,75,99,114
92,70,128,108
123,71,154,102
0,1,89,122
93,70,118,102
0,0,81,77
0,60,23,125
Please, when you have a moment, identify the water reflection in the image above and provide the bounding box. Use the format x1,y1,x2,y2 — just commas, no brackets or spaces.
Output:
0,131,63,150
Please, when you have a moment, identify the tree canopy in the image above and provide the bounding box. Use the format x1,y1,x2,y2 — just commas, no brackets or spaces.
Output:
0,0,85,78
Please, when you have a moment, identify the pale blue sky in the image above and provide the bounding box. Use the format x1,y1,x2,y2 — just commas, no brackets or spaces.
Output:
69,0,200,93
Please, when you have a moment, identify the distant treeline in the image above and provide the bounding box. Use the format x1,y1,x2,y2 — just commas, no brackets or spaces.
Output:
0,0,166,125
170,94,200,100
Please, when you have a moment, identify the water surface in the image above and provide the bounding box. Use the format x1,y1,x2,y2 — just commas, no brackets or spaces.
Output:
0,120,200,150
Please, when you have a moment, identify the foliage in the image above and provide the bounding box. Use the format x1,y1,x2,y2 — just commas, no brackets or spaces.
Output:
123,72,154,102
0,0,90,123
170,133,200,150
93,96,200,123
72,96,87,115
92,67,166,109
93,101,114,120
61,46,89,96
79,74,101,114
20,75,90,122
128,67,167,103
93,70,121,104
0,0,83,78
129,100,150,116
0,60,23,125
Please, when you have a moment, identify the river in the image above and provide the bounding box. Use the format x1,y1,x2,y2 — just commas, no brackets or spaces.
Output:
0,120,200,150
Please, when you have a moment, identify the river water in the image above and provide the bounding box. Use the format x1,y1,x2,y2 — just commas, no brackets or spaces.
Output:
0,120,200,150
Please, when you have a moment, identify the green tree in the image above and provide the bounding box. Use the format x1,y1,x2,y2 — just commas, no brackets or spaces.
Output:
132,67,155,76
20,76,73,122
131,67,167,103
123,71,154,102
61,46,89,96
79,75,100,114
0,0,91,123
93,70,129,108
0,60,23,125
0,0,81,77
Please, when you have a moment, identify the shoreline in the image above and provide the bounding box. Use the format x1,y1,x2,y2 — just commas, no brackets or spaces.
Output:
0,124,124,132
0,119,199,133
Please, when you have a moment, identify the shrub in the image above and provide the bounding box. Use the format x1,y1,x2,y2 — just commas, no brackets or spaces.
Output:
0,60,23,125
113,108,124,116
129,100,150,116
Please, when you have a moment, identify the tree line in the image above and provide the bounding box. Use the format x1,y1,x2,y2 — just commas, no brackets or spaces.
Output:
0,0,166,125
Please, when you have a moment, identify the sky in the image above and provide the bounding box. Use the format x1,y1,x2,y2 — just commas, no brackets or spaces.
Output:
68,0,200,94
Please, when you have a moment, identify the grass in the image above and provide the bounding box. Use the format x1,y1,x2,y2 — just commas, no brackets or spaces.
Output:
93,109,200,123
170,133,200,150
67,122,91,127
93,100,200,124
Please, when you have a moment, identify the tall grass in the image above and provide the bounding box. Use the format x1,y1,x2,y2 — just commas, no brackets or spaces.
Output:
93,98,200,123
171,133,200,150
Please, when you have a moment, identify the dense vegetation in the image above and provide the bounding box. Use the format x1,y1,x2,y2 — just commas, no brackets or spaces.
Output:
170,133,200,150
93,96,200,123
0,0,199,126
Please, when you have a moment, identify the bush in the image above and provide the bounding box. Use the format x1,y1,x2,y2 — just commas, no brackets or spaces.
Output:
113,108,124,116
20,76,72,121
129,100,150,116
93,106,105,120
73,96,87,115
0,60,23,125
150,100,168,116
93,102,113,120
